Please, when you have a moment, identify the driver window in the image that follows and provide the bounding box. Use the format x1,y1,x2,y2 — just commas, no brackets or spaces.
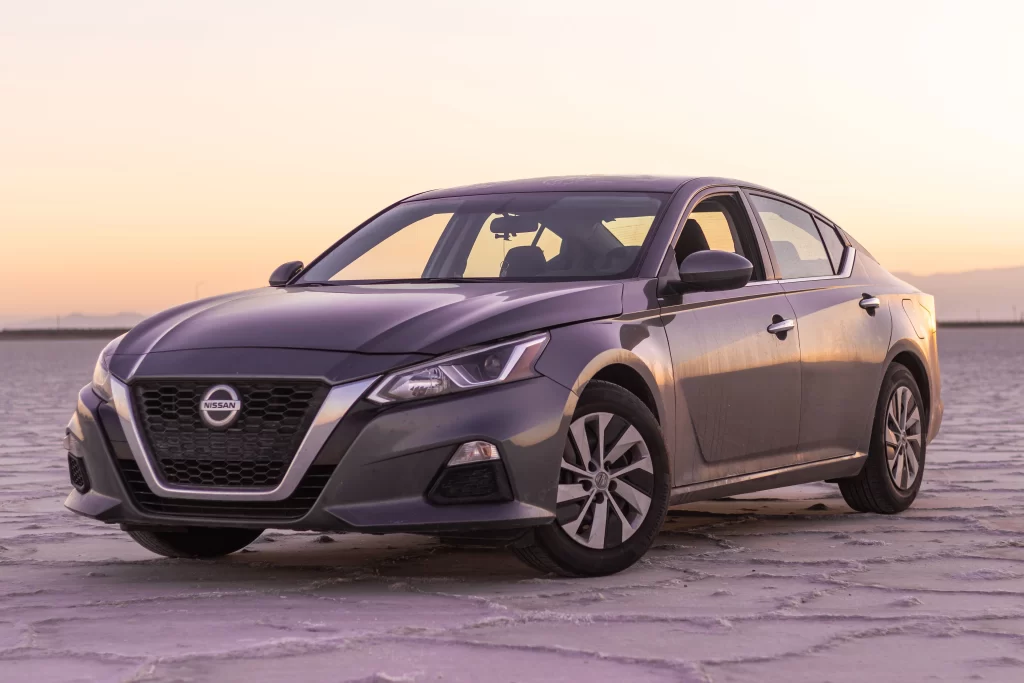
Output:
674,195,764,281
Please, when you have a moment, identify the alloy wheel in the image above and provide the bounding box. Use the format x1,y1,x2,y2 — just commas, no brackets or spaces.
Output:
556,412,654,549
885,386,922,491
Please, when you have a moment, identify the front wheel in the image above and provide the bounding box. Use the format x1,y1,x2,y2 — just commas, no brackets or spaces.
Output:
514,381,670,577
839,363,926,513
127,527,264,559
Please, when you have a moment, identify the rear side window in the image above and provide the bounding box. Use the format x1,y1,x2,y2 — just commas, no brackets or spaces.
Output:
750,195,832,279
814,217,846,272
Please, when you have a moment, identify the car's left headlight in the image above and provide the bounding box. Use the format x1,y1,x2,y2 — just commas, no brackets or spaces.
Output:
368,333,549,404
91,333,126,401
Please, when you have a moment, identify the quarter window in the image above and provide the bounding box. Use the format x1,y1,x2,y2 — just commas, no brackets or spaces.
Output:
814,217,847,273
750,195,832,279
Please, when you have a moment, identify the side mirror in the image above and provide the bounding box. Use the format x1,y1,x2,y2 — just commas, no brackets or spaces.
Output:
269,261,304,287
676,250,753,292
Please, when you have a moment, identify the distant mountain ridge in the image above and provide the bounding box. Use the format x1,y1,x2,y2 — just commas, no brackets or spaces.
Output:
0,312,146,330
894,266,1024,322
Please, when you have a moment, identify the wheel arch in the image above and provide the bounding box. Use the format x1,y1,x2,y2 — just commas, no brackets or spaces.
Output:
588,363,661,423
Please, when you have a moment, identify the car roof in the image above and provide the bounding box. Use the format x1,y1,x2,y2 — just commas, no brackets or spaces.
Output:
411,175,699,199
408,174,838,227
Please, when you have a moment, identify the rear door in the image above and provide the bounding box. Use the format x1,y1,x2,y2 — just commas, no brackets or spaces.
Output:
660,190,803,485
747,192,892,460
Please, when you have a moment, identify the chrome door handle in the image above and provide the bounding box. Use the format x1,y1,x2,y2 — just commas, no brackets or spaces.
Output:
860,296,881,310
766,319,795,335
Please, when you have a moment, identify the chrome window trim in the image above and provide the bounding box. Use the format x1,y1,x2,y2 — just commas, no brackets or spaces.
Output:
110,376,378,501
745,248,856,287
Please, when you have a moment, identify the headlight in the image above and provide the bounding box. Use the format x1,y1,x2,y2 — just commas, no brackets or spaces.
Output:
368,333,549,404
91,334,126,401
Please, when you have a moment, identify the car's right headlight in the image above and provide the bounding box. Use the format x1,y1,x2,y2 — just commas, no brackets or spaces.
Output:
367,333,549,404
91,334,126,401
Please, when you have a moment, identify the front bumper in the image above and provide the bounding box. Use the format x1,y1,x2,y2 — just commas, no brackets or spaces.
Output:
64,375,576,533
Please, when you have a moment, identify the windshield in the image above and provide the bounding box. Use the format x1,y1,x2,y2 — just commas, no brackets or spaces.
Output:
298,192,669,283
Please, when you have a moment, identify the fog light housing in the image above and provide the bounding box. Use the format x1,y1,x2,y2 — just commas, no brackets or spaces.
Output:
448,441,500,467
428,442,512,505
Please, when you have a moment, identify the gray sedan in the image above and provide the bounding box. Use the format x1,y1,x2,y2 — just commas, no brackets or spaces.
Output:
65,175,942,576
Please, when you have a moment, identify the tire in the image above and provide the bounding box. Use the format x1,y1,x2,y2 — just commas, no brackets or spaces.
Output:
839,363,926,514
514,380,670,577
127,527,264,559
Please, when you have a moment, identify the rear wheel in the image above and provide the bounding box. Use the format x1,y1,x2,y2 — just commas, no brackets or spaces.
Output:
839,363,926,513
127,527,264,559
514,381,670,577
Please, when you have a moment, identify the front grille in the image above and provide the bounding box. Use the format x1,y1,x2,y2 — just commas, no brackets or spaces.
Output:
133,380,327,488
68,454,90,493
117,459,334,520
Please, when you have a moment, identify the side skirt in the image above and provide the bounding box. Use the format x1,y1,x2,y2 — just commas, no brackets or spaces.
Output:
669,453,867,505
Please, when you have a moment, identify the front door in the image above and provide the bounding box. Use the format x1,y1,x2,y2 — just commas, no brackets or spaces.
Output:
660,192,803,485
748,193,892,460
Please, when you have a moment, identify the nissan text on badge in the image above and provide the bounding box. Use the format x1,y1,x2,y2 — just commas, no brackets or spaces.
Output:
64,176,942,576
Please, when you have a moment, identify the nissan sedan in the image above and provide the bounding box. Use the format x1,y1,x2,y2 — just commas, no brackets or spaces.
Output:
64,175,942,576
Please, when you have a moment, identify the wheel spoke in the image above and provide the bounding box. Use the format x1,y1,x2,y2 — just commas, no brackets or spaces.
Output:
560,460,590,478
609,457,654,479
586,497,608,549
885,427,900,449
569,419,593,468
899,388,911,431
905,433,921,444
604,425,643,466
614,479,652,517
887,402,900,432
595,413,611,467
886,440,898,464
557,483,590,504
561,492,595,537
892,447,905,485
905,406,921,431
610,496,638,542
905,448,920,482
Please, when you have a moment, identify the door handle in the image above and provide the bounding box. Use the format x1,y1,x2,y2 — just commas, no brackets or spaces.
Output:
860,296,881,310
767,319,795,335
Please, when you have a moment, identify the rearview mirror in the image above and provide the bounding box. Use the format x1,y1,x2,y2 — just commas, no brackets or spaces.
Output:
269,261,303,287
490,215,540,239
676,250,753,292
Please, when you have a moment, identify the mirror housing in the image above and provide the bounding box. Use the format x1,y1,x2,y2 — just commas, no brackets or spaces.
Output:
269,261,304,287
676,250,753,292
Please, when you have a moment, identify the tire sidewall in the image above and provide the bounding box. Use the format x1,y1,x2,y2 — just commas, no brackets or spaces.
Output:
535,381,670,575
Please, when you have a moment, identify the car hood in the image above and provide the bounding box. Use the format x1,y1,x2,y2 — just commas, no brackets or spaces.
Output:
116,281,624,357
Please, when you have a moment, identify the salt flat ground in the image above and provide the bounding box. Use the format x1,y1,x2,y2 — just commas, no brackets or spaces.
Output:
1,330,1022,683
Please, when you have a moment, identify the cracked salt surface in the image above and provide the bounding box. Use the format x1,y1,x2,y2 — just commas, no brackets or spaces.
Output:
1,329,1022,682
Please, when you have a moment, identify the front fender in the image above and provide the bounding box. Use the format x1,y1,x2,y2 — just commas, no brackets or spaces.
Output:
534,315,676,461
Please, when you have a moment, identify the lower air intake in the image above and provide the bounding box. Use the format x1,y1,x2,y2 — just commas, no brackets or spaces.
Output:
116,459,333,521
427,461,513,505
68,454,90,493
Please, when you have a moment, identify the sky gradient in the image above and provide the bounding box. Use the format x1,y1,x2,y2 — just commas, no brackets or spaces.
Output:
2,1,1023,320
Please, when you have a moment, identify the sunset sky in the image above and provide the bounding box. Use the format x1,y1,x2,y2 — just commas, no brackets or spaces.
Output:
2,1,1023,321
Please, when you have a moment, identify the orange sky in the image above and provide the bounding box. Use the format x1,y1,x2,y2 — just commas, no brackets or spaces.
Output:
2,1,1023,320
